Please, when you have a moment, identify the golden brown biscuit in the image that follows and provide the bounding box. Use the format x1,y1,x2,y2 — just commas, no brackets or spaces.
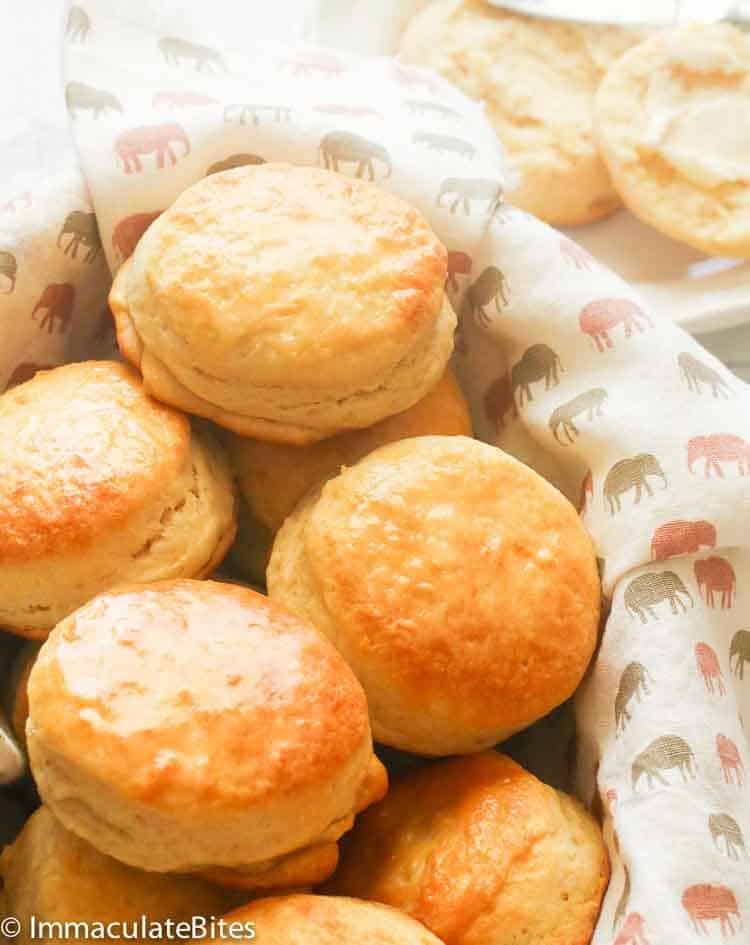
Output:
595,24,750,258
226,370,472,583
400,0,646,225
0,807,245,945
327,752,609,945
268,436,599,755
203,895,445,945
26,580,387,887
109,164,456,443
0,362,236,638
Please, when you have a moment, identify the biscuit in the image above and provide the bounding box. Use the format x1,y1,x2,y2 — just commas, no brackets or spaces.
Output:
109,164,456,443
26,580,387,886
205,895,445,945
595,24,750,258
327,752,609,945
226,369,472,583
0,362,236,638
400,0,646,225
0,807,244,945
268,435,599,755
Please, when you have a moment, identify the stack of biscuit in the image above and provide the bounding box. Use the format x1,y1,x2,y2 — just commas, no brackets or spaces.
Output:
1,162,607,945
400,2,750,259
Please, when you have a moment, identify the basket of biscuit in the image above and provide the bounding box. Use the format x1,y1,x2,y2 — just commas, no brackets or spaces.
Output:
0,2,748,944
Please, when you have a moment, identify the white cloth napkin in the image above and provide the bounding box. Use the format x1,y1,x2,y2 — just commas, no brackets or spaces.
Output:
1,2,749,942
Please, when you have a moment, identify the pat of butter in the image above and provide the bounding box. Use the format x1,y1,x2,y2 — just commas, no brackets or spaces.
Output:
642,72,750,188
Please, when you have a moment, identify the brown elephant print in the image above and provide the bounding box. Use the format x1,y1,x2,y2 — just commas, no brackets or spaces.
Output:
678,352,732,398
688,434,750,478
31,284,75,334
548,387,607,445
717,734,744,786
158,37,226,73
695,557,736,609
112,212,162,262
66,82,122,119
695,642,726,695
682,884,741,936
5,362,54,391
435,177,504,216
115,124,191,173
650,520,716,560
511,344,563,407
730,630,750,680
631,735,696,789
483,372,516,433
0,251,17,293
319,132,391,181
709,813,747,860
615,661,652,734
445,250,472,293
624,571,693,623
604,454,667,515
58,211,101,263
206,154,266,176
464,266,508,327
579,298,652,352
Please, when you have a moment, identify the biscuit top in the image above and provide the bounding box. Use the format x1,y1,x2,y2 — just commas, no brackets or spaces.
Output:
28,580,371,809
0,361,189,563
212,895,445,945
304,436,598,736
121,164,447,388
636,26,750,187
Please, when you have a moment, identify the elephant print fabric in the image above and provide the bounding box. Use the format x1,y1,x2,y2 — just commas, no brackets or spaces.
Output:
48,7,750,942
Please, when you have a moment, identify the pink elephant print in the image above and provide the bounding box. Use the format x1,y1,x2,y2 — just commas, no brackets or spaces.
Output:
614,913,650,945
281,48,344,77
314,103,383,120
651,520,716,560
111,211,163,262
483,372,517,433
695,556,735,608
32,284,75,334
717,735,744,786
115,123,191,173
560,236,596,271
1,191,32,214
152,91,218,108
579,298,652,352
695,642,726,695
390,60,438,93
5,362,54,391
688,434,750,478
682,884,741,936
445,250,472,293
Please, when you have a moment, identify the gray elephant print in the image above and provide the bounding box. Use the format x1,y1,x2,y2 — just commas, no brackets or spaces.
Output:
615,661,652,734
579,298,652,352
412,131,477,159
632,735,696,789
730,630,750,680
57,211,101,263
158,36,226,72
709,813,747,860
405,99,459,120
465,267,508,327
65,82,122,119
549,388,607,445
678,352,731,398
624,571,693,624
319,132,391,181
695,642,726,695
224,103,292,126
0,251,17,293
603,453,667,515
436,178,504,216
66,5,90,43
512,344,563,407
206,154,266,176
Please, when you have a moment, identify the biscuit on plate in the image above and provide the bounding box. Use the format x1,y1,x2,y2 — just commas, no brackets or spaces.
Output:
326,752,609,945
595,24,750,258
109,164,456,443
26,579,387,888
204,895,445,945
268,435,600,755
399,0,646,225
225,369,472,584
0,807,244,944
0,362,236,639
